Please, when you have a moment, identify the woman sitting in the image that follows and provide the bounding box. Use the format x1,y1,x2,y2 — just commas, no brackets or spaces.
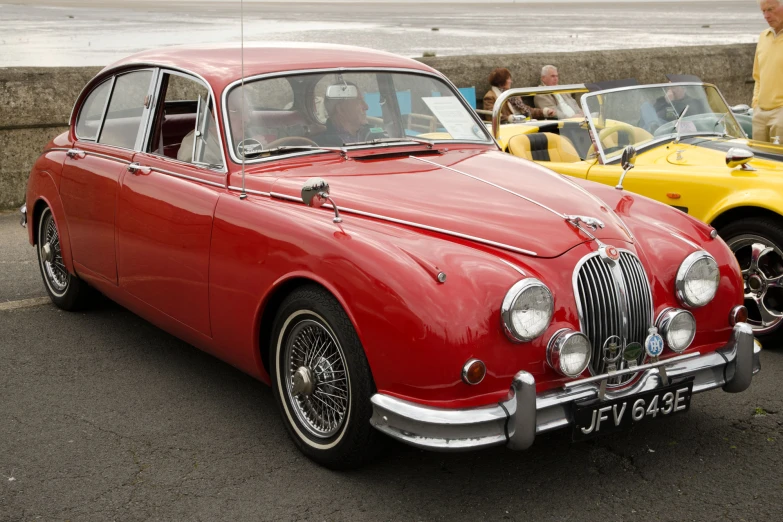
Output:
483,68,555,123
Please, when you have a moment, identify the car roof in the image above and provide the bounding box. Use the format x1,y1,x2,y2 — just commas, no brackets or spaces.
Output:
101,42,438,91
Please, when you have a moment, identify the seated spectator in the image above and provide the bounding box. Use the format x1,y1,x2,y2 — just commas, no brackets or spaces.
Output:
483,68,554,123
534,65,584,119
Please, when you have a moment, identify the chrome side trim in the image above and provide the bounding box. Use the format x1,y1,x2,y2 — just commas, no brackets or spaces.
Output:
49,147,133,165
146,166,227,189
266,191,539,256
227,185,272,197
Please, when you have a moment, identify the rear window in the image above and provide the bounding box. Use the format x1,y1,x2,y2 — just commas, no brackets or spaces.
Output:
98,70,154,150
75,80,111,140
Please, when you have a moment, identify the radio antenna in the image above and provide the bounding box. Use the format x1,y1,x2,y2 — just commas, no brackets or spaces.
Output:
239,0,247,200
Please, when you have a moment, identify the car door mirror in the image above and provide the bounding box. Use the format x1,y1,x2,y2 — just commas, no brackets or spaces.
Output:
621,145,637,170
302,177,330,207
726,147,755,171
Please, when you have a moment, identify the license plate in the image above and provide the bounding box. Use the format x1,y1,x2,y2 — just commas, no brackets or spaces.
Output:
572,379,694,441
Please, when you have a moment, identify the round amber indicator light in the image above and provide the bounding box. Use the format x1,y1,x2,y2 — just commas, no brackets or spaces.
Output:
462,359,486,385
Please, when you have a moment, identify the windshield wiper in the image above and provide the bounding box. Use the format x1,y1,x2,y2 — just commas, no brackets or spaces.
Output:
344,137,435,149
245,145,346,158
672,105,689,144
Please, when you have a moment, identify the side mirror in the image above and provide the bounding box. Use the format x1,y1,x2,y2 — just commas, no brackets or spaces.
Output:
730,104,751,115
616,146,637,190
621,145,637,170
301,177,342,223
726,147,755,171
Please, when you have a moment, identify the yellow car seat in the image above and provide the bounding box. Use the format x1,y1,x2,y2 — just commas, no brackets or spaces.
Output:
507,132,581,163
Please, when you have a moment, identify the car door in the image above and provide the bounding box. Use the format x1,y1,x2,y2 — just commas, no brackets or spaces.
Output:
59,71,155,283
116,70,226,338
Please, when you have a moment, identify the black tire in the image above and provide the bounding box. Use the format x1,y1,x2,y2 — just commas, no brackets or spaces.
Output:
36,206,93,310
270,285,383,469
720,216,783,345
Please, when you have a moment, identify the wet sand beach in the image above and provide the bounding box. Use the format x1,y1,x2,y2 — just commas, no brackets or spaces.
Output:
0,1,767,66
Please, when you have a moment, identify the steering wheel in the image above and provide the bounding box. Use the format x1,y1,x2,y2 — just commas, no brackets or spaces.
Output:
598,123,638,148
266,136,318,148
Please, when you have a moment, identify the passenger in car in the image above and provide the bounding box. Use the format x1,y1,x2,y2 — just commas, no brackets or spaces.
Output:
483,68,554,123
534,65,584,119
316,82,384,146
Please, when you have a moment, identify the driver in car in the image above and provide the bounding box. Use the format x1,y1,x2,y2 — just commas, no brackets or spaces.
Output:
316,82,385,146
653,86,708,121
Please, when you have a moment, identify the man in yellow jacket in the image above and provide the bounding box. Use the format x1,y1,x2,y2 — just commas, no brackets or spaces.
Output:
752,0,783,142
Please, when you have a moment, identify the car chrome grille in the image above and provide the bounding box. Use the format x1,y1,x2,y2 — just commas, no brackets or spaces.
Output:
574,251,653,383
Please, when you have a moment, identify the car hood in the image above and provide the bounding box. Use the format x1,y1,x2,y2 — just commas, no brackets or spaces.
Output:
666,136,783,170
264,149,633,258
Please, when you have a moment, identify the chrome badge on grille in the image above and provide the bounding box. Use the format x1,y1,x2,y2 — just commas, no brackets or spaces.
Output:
598,244,620,264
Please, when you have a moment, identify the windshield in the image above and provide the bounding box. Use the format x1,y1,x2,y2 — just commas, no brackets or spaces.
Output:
225,71,491,161
582,84,745,162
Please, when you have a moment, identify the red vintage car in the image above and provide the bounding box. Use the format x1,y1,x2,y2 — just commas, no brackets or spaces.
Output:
22,43,759,469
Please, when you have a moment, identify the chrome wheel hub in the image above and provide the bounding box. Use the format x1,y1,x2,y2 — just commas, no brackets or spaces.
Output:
728,236,783,335
283,318,349,439
40,213,69,294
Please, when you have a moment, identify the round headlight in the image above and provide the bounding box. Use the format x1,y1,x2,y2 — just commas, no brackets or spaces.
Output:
547,329,591,377
676,251,719,308
657,308,696,353
501,278,554,342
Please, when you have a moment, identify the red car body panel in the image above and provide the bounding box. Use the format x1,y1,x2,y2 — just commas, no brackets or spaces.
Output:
25,44,745,412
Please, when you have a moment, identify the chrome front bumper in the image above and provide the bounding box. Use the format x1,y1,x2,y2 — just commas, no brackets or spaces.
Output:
370,323,759,451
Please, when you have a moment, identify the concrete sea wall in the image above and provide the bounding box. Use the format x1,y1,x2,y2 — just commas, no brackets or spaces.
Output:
0,44,755,210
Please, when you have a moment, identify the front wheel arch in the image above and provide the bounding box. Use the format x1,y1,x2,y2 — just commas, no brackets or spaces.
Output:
711,205,783,233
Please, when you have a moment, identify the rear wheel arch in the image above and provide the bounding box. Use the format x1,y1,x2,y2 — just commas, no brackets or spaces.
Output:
32,199,50,245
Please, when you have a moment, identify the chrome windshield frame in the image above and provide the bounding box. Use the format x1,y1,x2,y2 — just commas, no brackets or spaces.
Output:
580,82,744,165
220,67,497,165
488,84,589,140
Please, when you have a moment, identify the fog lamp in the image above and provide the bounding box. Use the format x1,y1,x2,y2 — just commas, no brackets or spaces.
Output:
657,308,696,353
461,359,486,385
547,329,591,378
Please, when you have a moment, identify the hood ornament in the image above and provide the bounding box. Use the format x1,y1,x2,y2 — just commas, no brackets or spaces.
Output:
566,215,605,231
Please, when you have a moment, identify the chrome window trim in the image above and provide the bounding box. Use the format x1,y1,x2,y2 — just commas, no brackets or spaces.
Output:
220,66,496,165
74,77,115,142
675,250,718,308
141,68,228,173
580,82,745,165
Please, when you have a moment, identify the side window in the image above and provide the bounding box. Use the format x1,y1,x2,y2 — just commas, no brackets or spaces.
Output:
75,80,111,140
98,70,153,149
147,72,222,168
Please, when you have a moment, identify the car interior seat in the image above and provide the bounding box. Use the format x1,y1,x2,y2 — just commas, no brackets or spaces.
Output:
507,132,581,163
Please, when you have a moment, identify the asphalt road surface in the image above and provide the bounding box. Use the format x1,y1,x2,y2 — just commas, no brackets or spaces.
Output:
1,210,781,521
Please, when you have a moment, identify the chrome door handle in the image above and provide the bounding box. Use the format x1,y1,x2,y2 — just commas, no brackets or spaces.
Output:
66,148,85,159
127,163,151,175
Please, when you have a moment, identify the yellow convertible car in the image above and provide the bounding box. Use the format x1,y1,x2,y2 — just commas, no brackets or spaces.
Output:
490,82,783,342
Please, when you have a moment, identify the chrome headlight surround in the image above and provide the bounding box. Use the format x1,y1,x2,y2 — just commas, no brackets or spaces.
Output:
501,278,554,343
675,251,719,308
656,308,696,353
547,329,591,377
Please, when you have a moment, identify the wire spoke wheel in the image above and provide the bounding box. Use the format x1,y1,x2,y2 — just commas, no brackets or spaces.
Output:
728,234,783,335
283,318,350,439
38,208,70,296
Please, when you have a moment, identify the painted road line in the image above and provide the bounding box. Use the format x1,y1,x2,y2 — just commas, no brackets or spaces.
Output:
0,297,50,311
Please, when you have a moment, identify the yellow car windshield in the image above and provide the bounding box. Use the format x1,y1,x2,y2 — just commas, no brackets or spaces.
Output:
582,83,745,162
